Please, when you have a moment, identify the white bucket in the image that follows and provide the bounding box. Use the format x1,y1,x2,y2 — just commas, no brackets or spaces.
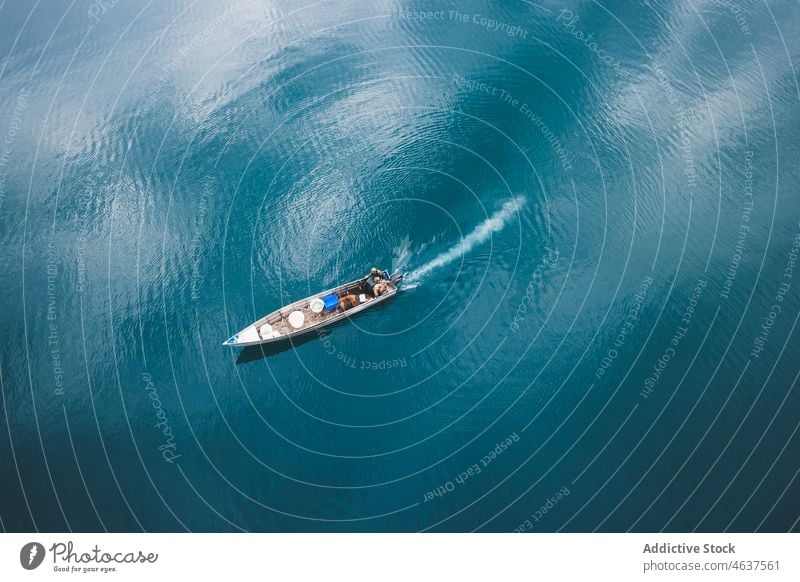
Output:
288,310,305,329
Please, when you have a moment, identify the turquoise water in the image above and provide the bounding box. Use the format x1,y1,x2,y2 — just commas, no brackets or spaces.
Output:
1,0,799,532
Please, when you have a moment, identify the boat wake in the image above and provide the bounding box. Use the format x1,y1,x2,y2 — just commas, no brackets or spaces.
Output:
403,196,526,287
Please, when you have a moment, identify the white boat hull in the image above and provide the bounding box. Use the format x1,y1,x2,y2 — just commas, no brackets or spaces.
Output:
223,272,401,348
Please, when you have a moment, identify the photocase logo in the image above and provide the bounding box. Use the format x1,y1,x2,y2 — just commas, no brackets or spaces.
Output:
392,235,413,274
20,542,45,570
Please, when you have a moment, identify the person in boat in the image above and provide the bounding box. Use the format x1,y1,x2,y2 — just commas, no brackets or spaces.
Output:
366,267,389,297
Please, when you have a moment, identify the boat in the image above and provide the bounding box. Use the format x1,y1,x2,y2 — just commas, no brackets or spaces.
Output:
223,269,403,347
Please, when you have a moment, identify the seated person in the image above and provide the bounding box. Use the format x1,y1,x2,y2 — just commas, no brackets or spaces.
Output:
366,267,389,297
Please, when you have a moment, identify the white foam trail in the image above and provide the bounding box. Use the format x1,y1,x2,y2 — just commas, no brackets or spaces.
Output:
405,196,526,285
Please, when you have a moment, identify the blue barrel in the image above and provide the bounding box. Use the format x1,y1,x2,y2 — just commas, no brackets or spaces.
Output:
322,294,339,311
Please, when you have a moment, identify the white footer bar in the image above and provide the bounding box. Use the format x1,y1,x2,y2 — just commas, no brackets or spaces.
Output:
1,533,797,581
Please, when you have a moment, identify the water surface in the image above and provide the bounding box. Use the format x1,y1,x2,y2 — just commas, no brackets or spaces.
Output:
1,0,799,532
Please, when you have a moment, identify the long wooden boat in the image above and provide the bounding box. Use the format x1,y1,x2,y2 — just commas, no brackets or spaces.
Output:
223,269,403,347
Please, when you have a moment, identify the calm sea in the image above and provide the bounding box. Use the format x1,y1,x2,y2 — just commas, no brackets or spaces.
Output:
1,0,799,531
